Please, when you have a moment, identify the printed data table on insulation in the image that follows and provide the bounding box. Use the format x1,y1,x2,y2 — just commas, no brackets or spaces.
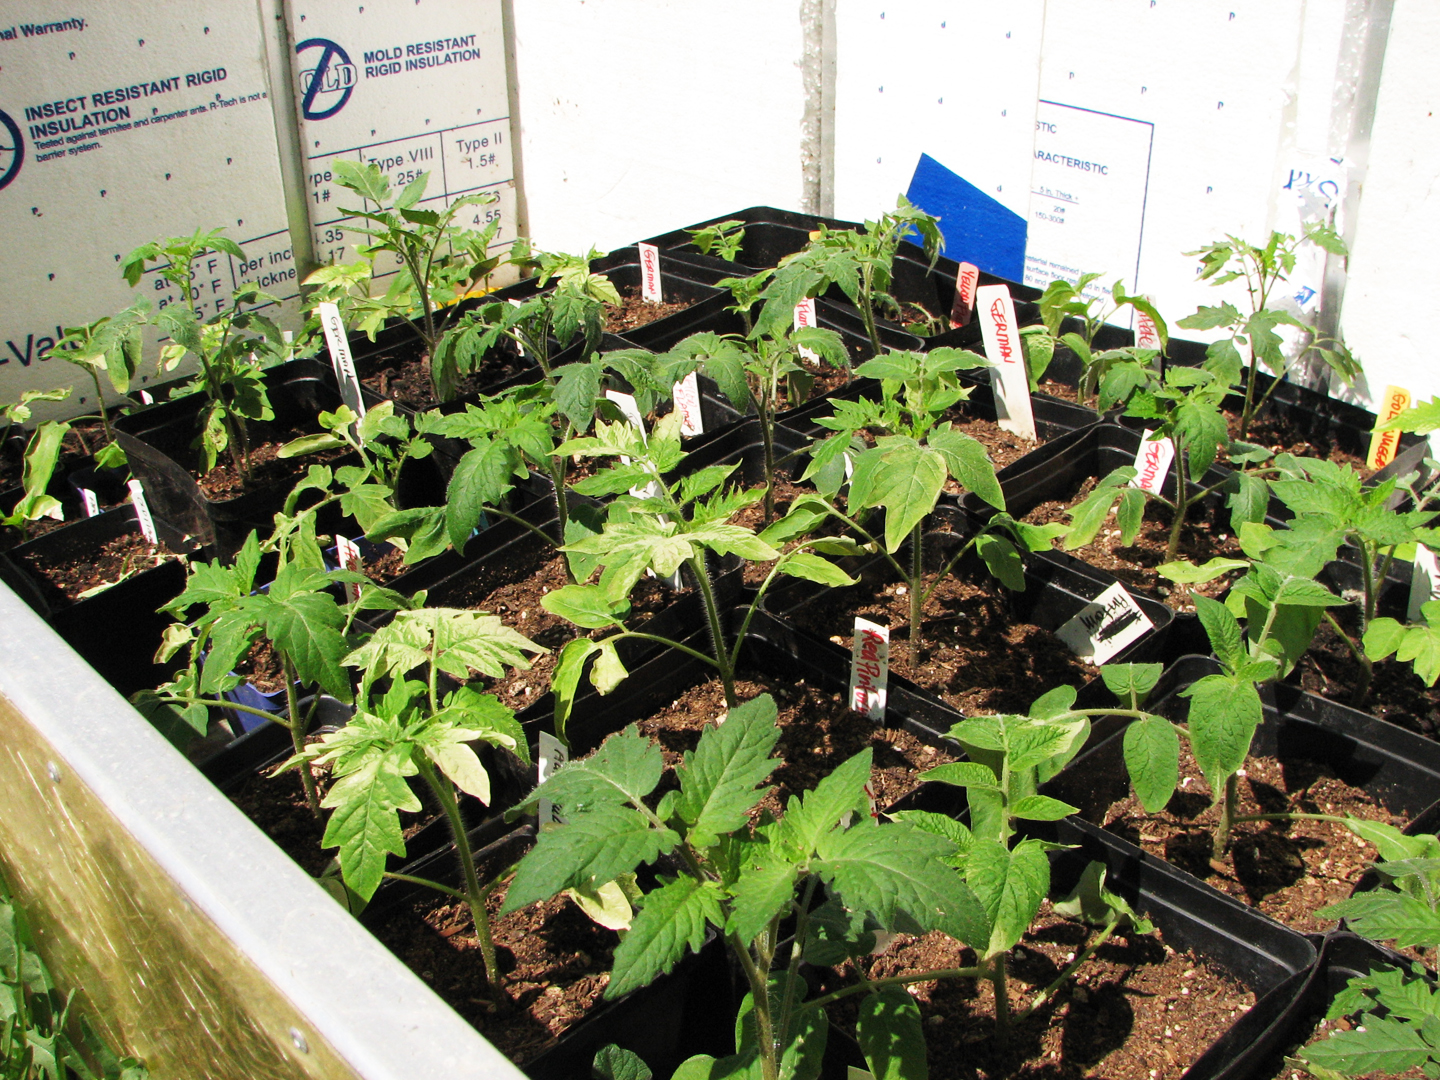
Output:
288,1,517,279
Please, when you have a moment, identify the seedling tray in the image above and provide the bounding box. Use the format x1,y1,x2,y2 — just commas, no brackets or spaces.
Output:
638,205,863,274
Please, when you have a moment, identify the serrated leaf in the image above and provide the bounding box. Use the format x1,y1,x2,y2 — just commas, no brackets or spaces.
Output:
920,761,1001,793
1011,795,1080,822
593,1045,653,1080
966,838,1048,956
1320,892,1440,948
848,439,946,553
928,426,1003,510
1301,1013,1437,1076
676,694,781,847
320,745,420,900
607,876,721,999
518,725,666,815
543,584,629,629
727,850,801,946
783,750,874,852
1194,594,1245,670
975,533,1024,591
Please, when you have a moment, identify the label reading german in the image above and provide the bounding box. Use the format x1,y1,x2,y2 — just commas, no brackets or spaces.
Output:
976,284,1036,440
1130,430,1176,495
638,242,663,303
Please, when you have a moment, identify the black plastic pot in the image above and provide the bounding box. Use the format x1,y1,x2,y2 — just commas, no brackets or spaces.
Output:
637,205,863,274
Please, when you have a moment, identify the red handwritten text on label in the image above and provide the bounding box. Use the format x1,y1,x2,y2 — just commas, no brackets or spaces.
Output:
638,242,662,303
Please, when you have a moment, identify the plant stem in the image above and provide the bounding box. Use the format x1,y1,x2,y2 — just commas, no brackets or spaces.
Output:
691,552,737,707
381,871,468,902
1212,772,1238,860
776,876,819,1052
727,931,780,1080
161,696,288,727
1165,440,1190,562
799,965,987,1013
282,656,321,818
990,954,1011,1049
1015,918,1121,1022
1321,610,1373,709
416,758,499,985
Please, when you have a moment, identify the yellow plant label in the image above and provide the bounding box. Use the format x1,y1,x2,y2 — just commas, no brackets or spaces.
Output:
1366,385,1412,470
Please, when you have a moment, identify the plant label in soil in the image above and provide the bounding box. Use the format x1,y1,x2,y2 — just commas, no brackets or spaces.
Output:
793,297,820,363
638,242,663,303
317,302,368,428
335,535,363,603
976,284,1036,441
537,731,569,826
848,617,890,720
1135,298,1162,349
79,488,99,518
1130,430,1176,495
951,261,980,327
673,371,703,437
508,299,526,355
1410,544,1440,623
126,479,158,544
138,390,154,405
1056,581,1154,664
1367,384,1412,470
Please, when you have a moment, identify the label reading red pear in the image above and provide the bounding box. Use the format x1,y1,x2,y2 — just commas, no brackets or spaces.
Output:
638,242,663,303
849,617,890,720
793,297,819,363
1057,582,1153,665
127,479,158,545
79,488,100,518
537,731,569,827
1410,544,1440,623
976,284,1036,440
673,371,703,437
1130,430,1176,495
951,261,980,327
335,535,363,603
317,301,367,427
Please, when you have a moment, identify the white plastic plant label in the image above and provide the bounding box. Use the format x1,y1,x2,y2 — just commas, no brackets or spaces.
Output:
317,302,367,424
950,262,980,327
1057,582,1154,665
976,285,1036,441
138,390,154,406
848,618,890,720
335,535,363,603
127,478,158,545
536,731,569,827
793,297,819,362
605,389,646,435
1135,298,1162,350
638,242,663,303
1409,545,1440,624
673,371,703,437
78,488,100,518
1129,430,1175,495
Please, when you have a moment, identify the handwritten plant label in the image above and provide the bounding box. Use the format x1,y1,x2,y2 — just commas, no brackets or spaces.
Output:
79,488,100,518
1410,544,1440,623
138,390,155,405
127,478,158,544
1057,582,1154,664
1367,385,1412,470
537,731,569,827
317,301,368,426
976,284,1036,440
794,297,820,362
1135,298,1162,350
673,371,703,437
1130,430,1176,495
849,618,890,720
335,535,364,603
638,242,663,303
950,261,980,327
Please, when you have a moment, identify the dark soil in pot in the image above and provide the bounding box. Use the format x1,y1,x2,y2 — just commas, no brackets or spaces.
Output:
1294,615,1440,739
819,906,1255,1080
12,530,179,605
603,287,692,333
354,338,532,412
1100,741,1401,933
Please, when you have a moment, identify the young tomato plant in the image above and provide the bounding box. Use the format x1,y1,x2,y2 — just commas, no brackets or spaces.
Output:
1036,273,1166,406
771,347,1064,659
1178,225,1359,440
123,230,289,482
309,160,504,359
539,410,854,736
755,196,943,357
288,604,542,985
0,392,71,540
49,303,149,468
686,219,746,262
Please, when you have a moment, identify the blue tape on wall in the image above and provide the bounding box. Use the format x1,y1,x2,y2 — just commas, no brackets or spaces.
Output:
905,154,1027,283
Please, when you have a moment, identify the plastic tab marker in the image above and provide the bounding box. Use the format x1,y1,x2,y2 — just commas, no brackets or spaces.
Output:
950,261,980,327
673,371,703,437
1057,582,1154,665
848,618,890,720
1130,429,1176,495
1135,300,1162,350
537,731,569,827
79,488,100,518
1367,384,1412,470
638,242,663,303
793,297,820,362
138,390,154,405
976,284,1036,441
1409,544,1440,623
317,301,368,425
127,479,159,545
335,535,363,604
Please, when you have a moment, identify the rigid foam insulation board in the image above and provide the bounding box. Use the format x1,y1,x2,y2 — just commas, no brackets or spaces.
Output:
0,1,300,420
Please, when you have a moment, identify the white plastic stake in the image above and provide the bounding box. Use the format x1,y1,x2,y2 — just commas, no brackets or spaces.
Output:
1409,545,1440,623
335,535,363,603
976,284,1036,440
848,618,890,720
793,297,819,362
1135,300,1162,350
951,262,980,327
673,371,703,437
138,389,154,405
1057,582,1154,665
1130,430,1176,495
638,242,663,303
317,301,367,424
127,479,158,545
537,731,569,827
79,488,100,518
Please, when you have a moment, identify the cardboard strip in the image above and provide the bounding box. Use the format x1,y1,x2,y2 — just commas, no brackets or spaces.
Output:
848,618,890,720
1135,296,1162,350
638,242,663,303
793,297,819,362
976,284,1036,440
